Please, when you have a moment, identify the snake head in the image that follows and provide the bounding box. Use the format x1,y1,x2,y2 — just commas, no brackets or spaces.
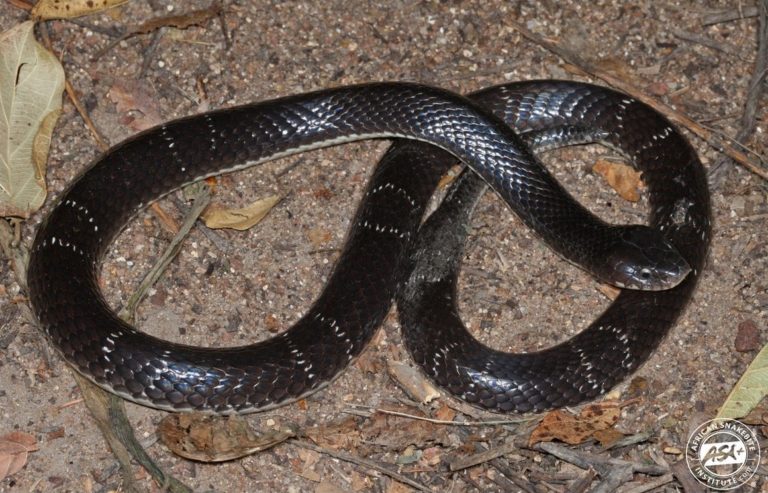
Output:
601,225,691,291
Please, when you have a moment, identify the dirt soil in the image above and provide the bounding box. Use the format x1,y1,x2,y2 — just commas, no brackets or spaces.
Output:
1,1,767,492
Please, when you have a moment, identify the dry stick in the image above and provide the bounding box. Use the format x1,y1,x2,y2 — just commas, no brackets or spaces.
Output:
138,28,166,79
672,29,747,58
669,460,706,493
709,0,768,188
508,21,768,182
72,186,210,490
93,1,223,60
488,457,538,493
592,464,634,493
449,441,517,471
569,468,598,493
34,21,202,491
0,218,193,490
702,6,759,26
38,23,110,151
534,442,668,477
63,79,110,151
451,424,538,492
621,473,675,493
6,0,32,11
347,405,536,426
74,373,192,493
291,440,431,492
119,183,211,321
602,430,653,450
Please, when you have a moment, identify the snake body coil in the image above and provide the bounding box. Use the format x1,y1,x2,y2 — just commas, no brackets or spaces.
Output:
27,81,710,414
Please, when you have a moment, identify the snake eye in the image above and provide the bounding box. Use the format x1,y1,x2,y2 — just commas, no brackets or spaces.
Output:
640,268,652,280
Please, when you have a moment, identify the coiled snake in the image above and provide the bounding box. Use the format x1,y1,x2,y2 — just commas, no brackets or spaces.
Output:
27,81,710,414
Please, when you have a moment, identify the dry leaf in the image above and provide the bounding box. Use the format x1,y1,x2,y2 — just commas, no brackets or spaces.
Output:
107,80,163,131
717,344,768,420
593,428,625,448
307,227,332,247
201,195,280,230
158,414,295,462
592,159,643,202
528,403,621,446
0,431,38,481
434,405,456,422
0,21,65,218
32,0,129,20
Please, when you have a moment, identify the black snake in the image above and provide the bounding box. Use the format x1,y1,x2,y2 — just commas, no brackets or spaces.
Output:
27,81,710,414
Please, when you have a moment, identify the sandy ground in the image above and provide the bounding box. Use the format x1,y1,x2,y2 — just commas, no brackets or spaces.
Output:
1,1,766,492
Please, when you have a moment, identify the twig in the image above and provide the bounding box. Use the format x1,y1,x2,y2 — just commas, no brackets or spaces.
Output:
509,20,768,182
603,430,653,450
138,28,166,78
150,202,181,234
74,373,192,493
592,464,634,493
171,195,231,254
291,440,431,492
709,0,768,187
672,29,747,58
448,440,517,471
57,398,85,410
66,18,124,38
93,1,223,60
1,212,190,492
702,6,759,26
450,425,537,492
569,468,598,493
347,404,536,426
488,457,538,493
489,469,537,492
6,0,32,10
534,442,668,477
118,182,211,321
37,24,110,151
620,473,675,493
670,460,705,492
528,467,580,484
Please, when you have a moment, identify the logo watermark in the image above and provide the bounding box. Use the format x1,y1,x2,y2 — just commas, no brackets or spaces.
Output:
686,418,760,490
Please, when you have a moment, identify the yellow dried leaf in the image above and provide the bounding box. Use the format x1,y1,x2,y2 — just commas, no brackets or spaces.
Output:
592,159,643,202
201,195,280,230
32,0,130,20
0,22,65,218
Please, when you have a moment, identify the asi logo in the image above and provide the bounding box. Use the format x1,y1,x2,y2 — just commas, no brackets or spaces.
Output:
686,419,760,490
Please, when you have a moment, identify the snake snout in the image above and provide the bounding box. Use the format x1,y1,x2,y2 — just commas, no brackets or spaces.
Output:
606,225,691,291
